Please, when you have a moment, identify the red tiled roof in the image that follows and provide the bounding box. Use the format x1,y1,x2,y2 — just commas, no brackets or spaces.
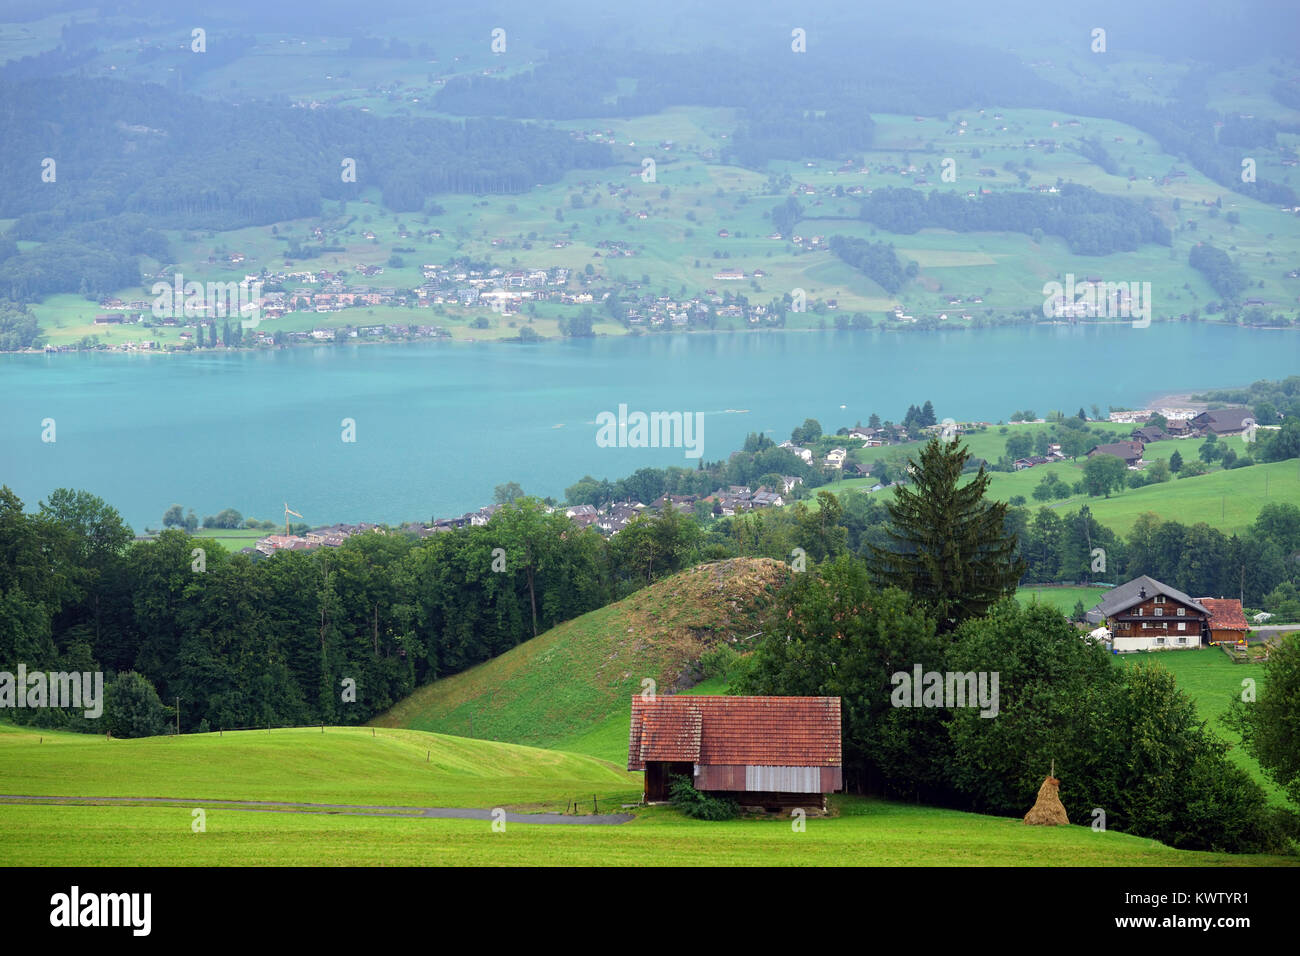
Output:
1198,598,1249,632
628,696,841,771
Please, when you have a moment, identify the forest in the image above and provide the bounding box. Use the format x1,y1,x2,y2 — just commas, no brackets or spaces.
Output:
828,236,917,294
853,185,1172,256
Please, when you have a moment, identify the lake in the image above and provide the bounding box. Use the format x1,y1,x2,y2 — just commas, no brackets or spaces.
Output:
2,324,1296,532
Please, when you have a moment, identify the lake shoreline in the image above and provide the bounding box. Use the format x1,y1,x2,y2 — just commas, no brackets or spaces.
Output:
12,315,1295,358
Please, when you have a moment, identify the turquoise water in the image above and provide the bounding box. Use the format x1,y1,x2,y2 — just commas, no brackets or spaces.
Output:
2,325,1295,531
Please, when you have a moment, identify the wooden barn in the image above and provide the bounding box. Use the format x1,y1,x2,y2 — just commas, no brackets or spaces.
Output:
627,695,842,810
1199,597,1250,645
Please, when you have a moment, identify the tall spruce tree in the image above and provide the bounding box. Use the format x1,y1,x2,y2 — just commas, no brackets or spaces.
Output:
869,437,1026,631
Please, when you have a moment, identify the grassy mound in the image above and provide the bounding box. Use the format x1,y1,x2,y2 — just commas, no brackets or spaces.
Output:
371,558,791,760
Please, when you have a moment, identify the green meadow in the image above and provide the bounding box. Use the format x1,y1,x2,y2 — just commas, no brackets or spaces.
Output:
1,724,1291,867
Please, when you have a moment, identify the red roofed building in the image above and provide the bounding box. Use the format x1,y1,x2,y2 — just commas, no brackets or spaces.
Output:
1199,597,1250,645
628,695,842,809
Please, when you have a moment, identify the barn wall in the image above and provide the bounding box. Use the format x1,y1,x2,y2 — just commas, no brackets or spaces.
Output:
694,765,835,793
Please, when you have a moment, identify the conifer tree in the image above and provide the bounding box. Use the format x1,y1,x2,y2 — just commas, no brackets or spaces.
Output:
869,437,1026,631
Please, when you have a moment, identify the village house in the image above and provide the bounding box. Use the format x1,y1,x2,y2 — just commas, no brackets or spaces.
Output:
1087,440,1145,468
1085,576,1213,652
1131,425,1169,444
628,695,843,810
1190,407,1255,436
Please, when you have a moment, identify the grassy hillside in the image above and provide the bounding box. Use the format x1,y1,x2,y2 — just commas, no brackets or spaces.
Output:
824,431,1295,537
371,558,791,753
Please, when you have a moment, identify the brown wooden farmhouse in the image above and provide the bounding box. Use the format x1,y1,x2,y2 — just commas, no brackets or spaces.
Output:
627,695,842,810
1085,575,1211,651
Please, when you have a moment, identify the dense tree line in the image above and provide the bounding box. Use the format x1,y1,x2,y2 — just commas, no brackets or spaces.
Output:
1073,137,1118,175
828,236,916,294
727,108,875,168
0,489,654,735
1189,242,1248,301
434,40,1055,123
1011,502,1299,606
854,185,1171,256
0,301,40,350
564,434,825,508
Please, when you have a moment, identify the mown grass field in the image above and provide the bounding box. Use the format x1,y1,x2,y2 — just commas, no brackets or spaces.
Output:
1016,585,1108,613
0,724,1291,867
5,797,1290,867
0,723,637,810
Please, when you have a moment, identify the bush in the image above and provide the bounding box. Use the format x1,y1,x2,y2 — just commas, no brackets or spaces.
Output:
105,671,170,738
700,643,744,684
669,776,740,820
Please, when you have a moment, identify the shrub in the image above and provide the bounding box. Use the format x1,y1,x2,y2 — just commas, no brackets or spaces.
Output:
105,671,170,738
669,776,739,820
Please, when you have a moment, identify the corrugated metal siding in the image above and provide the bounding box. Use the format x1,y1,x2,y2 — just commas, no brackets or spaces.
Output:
744,766,823,793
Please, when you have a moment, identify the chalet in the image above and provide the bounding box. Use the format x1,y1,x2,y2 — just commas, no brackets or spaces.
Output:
1166,419,1194,437
1190,407,1254,436
1131,425,1169,444
1085,576,1211,652
627,695,842,810
1087,441,1144,467
1199,598,1250,645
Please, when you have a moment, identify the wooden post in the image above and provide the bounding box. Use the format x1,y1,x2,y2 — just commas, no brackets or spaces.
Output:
593,794,598,814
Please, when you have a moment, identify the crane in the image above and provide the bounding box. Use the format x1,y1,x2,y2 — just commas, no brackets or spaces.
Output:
284,502,303,536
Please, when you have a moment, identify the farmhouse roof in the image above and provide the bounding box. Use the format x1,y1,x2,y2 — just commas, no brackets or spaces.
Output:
1198,598,1249,632
627,695,841,771
1192,407,1254,433
1085,575,1209,624
1088,441,1144,461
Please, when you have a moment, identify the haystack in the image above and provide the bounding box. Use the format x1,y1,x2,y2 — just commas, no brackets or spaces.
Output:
1023,775,1069,826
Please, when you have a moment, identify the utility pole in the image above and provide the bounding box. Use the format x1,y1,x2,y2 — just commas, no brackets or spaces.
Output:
175,697,180,736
